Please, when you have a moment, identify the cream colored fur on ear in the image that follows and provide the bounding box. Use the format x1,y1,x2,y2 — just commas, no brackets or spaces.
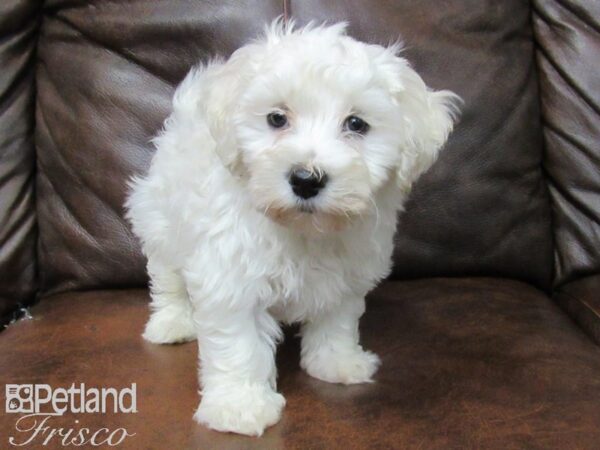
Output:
171,46,263,176
395,79,459,193
374,46,460,192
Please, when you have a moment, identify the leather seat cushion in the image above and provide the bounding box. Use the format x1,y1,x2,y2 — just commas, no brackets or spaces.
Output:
1,278,599,449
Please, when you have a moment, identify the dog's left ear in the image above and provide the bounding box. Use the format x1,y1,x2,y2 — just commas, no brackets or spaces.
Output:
178,45,262,177
378,50,460,193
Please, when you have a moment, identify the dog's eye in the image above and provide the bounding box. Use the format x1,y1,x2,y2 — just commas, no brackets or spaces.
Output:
343,115,370,134
267,112,288,129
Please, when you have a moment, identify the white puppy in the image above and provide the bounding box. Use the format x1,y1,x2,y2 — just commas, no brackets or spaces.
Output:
126,20,458,436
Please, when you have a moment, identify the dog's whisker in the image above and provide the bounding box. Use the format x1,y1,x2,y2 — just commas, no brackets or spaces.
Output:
263,200,274,215
368,195,380,230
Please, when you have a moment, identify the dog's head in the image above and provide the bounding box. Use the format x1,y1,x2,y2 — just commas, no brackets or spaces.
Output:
187,21,459,233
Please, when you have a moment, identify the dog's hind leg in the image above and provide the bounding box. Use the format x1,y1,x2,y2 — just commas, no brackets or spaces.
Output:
142,259,196,344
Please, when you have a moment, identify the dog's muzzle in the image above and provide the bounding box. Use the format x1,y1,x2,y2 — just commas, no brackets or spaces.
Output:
288,167,328,200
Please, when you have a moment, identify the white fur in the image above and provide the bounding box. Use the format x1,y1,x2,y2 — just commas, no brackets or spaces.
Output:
126,20,458,436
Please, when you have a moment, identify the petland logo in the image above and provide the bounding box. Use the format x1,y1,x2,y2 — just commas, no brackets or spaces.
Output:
5,383,136,447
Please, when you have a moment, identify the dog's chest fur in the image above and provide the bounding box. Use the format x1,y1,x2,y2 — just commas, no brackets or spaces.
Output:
181,183,397,322
243,209,397,323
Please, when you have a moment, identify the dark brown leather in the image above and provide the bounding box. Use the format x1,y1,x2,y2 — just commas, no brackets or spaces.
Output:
0,0,40,324
35,0,555,296
533,0,600,287
1,2,597,447
554,275,600,345
2,279,600,449
35,0,284,295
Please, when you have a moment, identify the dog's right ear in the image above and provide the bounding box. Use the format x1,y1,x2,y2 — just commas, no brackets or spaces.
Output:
372,45,460,193
172,46,261,176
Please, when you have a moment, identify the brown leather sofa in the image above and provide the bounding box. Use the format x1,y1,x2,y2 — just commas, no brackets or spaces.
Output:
1,1,599,448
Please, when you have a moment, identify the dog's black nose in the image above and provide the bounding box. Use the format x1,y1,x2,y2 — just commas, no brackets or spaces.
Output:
289,168,328,199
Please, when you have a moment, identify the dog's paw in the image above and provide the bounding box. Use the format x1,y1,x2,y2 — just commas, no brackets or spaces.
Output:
194,384,285,436
142,308,196,344
302,347,381,384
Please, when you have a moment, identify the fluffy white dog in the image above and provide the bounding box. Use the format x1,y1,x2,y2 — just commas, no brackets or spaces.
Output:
126,20,457,436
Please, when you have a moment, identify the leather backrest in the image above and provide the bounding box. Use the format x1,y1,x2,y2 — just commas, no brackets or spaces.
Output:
0,0,39,323
533,0,600,287
35,0,554,295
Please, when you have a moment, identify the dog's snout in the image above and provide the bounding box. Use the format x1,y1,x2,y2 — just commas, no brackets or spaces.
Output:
289,167,328,200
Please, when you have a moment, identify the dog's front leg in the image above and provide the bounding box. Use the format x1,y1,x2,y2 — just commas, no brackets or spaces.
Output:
191,303,285,436
300,295,380,384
